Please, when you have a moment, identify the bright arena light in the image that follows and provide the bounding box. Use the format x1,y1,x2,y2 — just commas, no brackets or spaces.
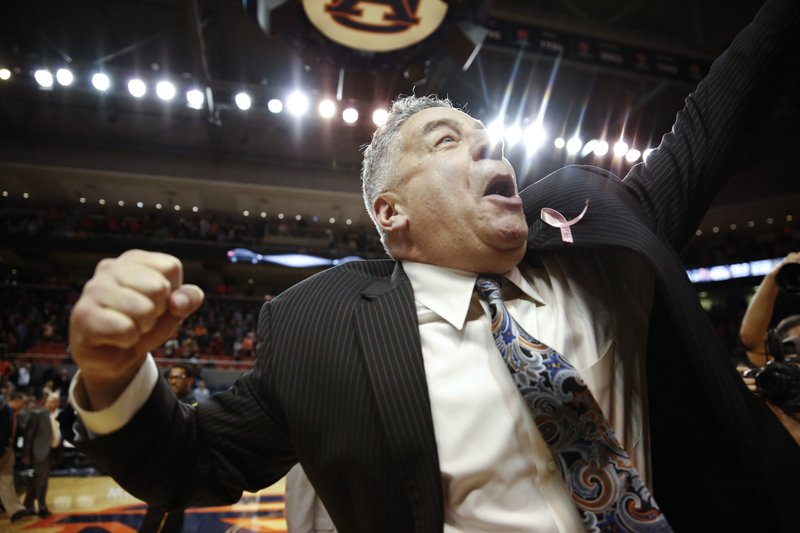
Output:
372,108,388,126
156,81,176,101
235,92,252,110
625,148,642,163
643,148,655,161
566,136,583,155
34,69,54,88
523,122,547,152
286,91,309,116
0,68,11,81
318,99,336,119
504,124,522,148
593,140,609,157
128,79,146,98
342,107,358,124
186,89,204,109
92,73,111,91
554,137,566,149
487,119,504,146
267,98,283,114
55,68,74,86
613,141,629,157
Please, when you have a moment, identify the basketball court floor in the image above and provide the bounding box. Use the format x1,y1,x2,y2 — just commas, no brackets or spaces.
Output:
7,475,287,532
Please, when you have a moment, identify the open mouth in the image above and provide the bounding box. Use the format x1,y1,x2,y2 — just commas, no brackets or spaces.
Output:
482,174,517,198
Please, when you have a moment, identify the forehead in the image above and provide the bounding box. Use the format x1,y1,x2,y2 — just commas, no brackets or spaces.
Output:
168,368,187,375
399,107,483,141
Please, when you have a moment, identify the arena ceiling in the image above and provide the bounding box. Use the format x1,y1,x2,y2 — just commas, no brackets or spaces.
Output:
0,0,797,234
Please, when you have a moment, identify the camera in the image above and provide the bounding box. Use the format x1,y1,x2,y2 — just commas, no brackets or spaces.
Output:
775,263,800,293
750,359,800,415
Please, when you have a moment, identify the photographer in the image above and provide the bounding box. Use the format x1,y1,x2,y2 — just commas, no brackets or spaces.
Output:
739,251,800,367
738,251,800,443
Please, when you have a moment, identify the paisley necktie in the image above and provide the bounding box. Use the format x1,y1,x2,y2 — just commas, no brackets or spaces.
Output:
476,276,671,532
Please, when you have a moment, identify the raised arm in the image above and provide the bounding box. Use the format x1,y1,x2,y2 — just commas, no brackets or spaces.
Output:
623,0,799,250
68,249,204,410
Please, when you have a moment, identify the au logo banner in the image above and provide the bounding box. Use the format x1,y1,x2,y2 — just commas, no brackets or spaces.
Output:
303,0,449,52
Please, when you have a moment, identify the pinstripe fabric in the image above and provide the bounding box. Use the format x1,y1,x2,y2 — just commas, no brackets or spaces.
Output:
72,1,799,531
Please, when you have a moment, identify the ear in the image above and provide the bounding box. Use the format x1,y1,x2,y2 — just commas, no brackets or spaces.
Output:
373,193,408,234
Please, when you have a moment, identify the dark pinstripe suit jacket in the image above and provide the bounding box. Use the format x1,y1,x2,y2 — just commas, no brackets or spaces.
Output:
76,0,800,531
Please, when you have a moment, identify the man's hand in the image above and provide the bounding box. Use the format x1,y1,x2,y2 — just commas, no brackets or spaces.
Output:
69,250,204,410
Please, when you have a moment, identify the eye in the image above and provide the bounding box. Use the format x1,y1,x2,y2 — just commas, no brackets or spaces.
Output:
437,134,456,145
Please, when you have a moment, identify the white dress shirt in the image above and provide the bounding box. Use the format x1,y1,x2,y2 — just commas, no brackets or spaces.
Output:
404,251,653,532
70,251,654,532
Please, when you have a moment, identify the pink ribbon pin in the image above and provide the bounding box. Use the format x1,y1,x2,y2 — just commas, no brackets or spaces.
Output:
540,199,589,243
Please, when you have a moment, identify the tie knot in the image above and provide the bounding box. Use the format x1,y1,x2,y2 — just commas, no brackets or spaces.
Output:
475,275,504,304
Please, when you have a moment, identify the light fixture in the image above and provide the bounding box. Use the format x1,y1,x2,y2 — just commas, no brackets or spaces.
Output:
92,73,111,91
192,206,199,213
235,92,252,110
566,137,583,155
372,109,388,126
0,69,11,81
487,119,504,146
186,89,204,109
554,137,566,149
613,141,629,157
267,98,283,113
625,149,641,163
128,79,147,98
34,69,54,88
318,99,336,119
55,68,74,86
156,80,176,101
342,107,358,124
504,124,522,148
287,91,309,116
523,122,546,152
592,140,609,157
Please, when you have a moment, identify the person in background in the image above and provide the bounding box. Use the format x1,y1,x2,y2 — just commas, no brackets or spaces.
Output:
0,392,28,524
192,379,210,403
138,364,196,532
285,464,336,533
22,393,61,518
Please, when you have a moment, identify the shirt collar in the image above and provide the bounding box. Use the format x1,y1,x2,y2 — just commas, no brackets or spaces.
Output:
403,261,545,330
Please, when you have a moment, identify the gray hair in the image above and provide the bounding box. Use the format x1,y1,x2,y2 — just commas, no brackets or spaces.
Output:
361,95,455,250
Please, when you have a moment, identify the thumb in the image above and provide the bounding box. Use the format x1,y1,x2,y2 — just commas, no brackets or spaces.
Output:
137,284,204,352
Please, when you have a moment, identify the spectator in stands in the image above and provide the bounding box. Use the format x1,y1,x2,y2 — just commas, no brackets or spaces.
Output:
192,380,211,403
180,330,199,359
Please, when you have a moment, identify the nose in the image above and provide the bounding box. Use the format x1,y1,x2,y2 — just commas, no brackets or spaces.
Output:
471,129,504,161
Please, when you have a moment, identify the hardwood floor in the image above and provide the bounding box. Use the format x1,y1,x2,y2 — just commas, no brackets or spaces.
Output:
6,476,287,532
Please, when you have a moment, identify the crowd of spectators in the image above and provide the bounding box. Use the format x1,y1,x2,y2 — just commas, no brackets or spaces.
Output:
1,205,385,257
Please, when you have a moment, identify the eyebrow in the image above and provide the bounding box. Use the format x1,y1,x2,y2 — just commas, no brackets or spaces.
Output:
419,117,484,138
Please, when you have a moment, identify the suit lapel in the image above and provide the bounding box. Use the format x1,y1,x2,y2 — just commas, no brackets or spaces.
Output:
353,263,443,531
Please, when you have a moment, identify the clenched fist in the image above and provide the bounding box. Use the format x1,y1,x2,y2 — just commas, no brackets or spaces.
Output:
69,250,204,409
